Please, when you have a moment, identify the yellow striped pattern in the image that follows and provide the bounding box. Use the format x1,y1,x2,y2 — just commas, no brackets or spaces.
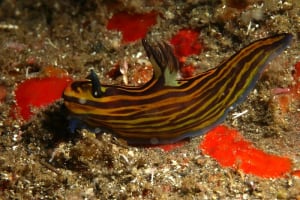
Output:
63,33,292,144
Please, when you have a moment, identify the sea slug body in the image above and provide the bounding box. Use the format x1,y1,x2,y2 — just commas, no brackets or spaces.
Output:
63,33,292,144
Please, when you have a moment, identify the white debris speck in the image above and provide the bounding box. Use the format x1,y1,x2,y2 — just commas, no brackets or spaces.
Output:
12,134,18,142
120,154,129,164
136,52,143,58
0,24,18,30
127,150,135,157
232,110,248,119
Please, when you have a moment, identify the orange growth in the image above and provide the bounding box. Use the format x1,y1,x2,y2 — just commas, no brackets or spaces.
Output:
199,125,292,178
107,11,157,43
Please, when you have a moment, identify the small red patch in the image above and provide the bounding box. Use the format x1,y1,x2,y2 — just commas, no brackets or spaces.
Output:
199,125,292,178
291,61,300,100
106,63,122,79
153,140,187,152
0,85,7,102
170,29,202,59
180,65,196,78
293,61,300,79
292,170,300,178
132,65,153,85
277,95,290,113
107,11,157,43
14,76,72,120
141,139,187,152
270,61,300,120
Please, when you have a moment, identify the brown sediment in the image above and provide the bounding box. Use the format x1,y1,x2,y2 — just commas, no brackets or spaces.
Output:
0,0,299,199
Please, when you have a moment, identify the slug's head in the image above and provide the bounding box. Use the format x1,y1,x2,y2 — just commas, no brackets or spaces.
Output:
63,69,104,102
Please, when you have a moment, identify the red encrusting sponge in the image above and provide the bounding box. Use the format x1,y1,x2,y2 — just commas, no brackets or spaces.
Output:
199,125,292,178
170,29,202,78
14,76,72,121
170,28,202,59
107,11,157,43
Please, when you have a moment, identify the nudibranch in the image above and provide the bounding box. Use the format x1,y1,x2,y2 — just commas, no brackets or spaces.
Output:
63,33,292,144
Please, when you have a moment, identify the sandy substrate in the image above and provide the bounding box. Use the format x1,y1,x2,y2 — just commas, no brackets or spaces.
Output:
0,0,300,199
